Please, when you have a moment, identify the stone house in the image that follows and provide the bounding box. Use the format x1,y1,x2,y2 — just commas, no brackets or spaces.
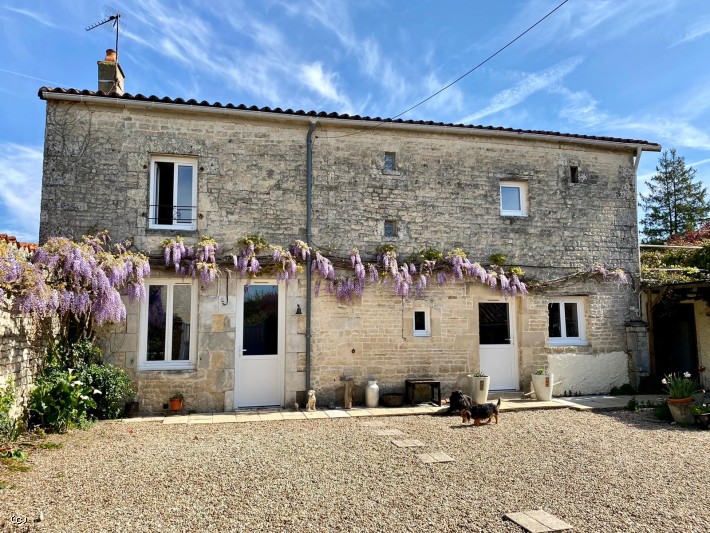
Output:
36,55,661,412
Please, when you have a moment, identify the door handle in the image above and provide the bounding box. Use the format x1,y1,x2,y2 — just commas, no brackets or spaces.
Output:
242,349,247,353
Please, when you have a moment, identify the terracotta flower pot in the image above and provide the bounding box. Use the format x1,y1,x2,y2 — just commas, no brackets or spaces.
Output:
667,397,694,425
169,398,183,411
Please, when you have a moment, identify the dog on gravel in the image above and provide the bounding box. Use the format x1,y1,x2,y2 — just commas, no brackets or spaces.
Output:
443,389,474,415
461,398,501,426
306,390,317,411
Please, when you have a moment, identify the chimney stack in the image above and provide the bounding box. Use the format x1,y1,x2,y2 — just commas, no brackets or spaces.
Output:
97,49,125,95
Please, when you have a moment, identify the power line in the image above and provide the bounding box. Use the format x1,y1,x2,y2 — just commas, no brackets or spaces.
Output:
325,0,570,140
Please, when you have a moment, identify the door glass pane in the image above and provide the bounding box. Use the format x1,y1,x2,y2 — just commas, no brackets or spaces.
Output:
243,285,279,355
147,285,167,361
548,303,561,338
501,186,521,211
155,162,174,225
176,165,193,224
479,303,510,344
171,285,192,360
564,302,579,338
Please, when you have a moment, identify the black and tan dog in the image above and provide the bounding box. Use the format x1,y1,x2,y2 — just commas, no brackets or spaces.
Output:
461,398,501,426
443,389,474,416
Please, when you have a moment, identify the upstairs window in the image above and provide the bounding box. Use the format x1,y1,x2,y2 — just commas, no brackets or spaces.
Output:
548,298,586,345
149,156,197,229
384,152,396,173
500,181,528,217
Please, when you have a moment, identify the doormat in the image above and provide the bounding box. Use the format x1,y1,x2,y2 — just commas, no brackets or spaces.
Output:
504,510,573,532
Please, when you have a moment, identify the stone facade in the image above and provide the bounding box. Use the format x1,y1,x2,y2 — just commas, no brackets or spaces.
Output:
39,91,658,412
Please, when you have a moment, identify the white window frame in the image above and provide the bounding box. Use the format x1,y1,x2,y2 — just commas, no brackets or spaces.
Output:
413,309,431,337
138,279,198,371
500,181,528,217
548,297,586,346
148,155,198,230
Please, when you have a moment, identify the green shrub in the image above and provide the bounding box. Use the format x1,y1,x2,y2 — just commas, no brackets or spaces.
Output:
653,402,673,421
610,383,637,396
29,368,97,432
79,364,134,420
46,339,103,369
0,378,23,443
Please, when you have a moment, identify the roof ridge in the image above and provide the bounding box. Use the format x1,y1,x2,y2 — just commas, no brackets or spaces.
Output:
37,86,660,147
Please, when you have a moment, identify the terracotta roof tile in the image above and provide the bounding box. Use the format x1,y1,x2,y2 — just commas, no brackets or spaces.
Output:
37,86,661,148
0,234,38,253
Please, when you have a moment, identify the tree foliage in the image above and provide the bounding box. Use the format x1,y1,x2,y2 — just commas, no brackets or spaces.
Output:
640,149,710,244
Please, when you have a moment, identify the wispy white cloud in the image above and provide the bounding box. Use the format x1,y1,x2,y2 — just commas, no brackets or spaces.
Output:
670,17,710,47
458,56,583,124
4,6,57,28
506,0,678,49
0,143,42,242
300,62,352,111
637,158,710,182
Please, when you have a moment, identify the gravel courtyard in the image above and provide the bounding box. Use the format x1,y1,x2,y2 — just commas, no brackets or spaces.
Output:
1,408,708,533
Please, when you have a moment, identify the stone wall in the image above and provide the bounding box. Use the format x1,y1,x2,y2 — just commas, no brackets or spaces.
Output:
0,310,44,418
40,98,645,411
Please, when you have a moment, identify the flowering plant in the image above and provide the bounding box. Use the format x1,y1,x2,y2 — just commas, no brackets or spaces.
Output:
662,372,700,399
471,371,488,377
533,367,549,375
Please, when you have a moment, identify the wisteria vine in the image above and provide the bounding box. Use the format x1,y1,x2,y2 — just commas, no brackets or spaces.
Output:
0,231,150,333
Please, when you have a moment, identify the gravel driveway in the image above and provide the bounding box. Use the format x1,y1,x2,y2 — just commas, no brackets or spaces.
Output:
1,408,708,532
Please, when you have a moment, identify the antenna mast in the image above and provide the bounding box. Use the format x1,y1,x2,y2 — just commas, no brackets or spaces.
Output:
86,10,122,93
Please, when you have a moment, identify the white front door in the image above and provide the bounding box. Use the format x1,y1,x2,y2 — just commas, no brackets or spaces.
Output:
235,281,285,408
479,301,518,390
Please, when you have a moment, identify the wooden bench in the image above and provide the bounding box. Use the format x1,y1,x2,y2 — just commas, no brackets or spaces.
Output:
405,379,442,407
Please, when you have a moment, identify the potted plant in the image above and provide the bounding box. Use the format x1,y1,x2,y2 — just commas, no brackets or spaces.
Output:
468,371,490,405
168,393,184,412
663,372,700,425
531,367,554,401
689,403,710,430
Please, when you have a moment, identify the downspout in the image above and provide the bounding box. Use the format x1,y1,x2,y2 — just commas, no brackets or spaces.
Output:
306,120,319,391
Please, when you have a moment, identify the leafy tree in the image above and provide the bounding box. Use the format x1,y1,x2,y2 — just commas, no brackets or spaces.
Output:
640,149,710,244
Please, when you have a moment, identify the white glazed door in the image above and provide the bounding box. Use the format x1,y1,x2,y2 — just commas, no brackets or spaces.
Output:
236,281,284,408
478,302,518,390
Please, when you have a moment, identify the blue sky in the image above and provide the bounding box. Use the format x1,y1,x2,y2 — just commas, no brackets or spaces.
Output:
1,0,710,242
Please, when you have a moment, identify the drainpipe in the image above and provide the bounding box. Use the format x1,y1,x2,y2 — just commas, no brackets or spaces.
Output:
306,120,319,391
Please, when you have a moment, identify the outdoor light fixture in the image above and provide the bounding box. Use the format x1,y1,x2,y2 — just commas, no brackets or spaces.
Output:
296,304,302,315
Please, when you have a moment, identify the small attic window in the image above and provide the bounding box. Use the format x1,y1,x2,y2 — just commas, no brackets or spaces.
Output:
384,152,396,173
384,220,398,237
570,166,579,183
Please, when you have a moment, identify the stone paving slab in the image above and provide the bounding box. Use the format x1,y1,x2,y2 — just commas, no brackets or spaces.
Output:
234,414,260,423
212,414,238,424
416,451,454,464
505,510,574,532
375,429,405,436
303,410,329,419
346,408,373,417
162,415,189,424
281,411,307,420
323,409,351,418
258,412,284,421
391,439,426,448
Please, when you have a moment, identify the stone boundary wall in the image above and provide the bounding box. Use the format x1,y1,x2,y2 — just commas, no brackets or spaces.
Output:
0,309,44,419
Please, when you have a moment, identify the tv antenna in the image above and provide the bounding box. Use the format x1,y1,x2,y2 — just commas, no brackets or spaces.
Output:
85,7,123,64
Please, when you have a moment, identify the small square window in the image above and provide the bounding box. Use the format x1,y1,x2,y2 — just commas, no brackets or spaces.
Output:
384,219,398,237
384,152,396,173
548,298,586,345
500,181,528,216
413,310,430,337
570,166,579,183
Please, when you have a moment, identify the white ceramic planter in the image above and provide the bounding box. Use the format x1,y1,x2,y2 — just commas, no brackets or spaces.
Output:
469,376,490,405
531,373,554,401
365,379,379,408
